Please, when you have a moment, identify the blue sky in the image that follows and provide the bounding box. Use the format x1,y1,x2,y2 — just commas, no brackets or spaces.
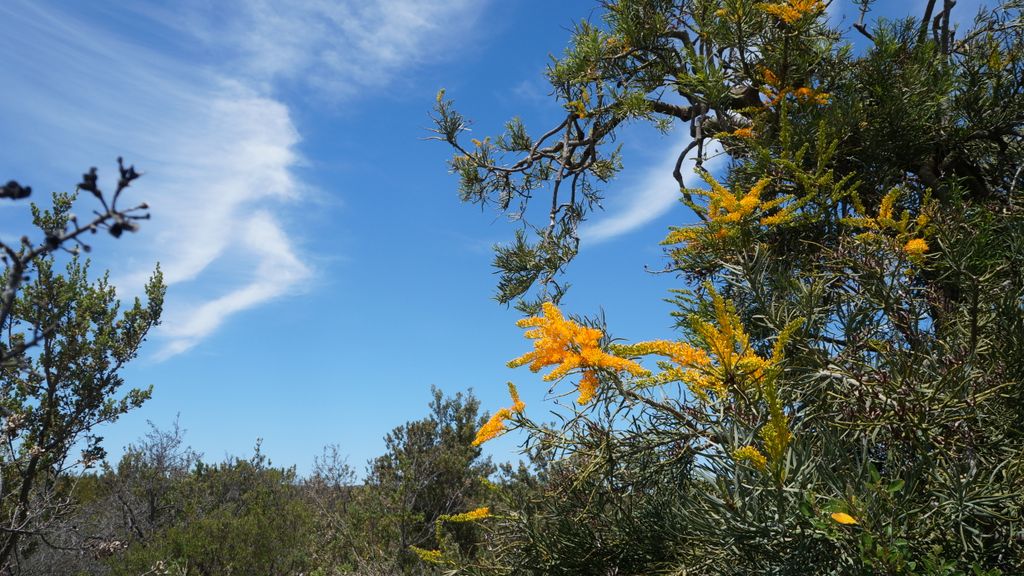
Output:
0,0,988,474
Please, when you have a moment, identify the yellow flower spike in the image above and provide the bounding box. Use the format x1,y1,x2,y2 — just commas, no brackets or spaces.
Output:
662,226,701,246
691,172,787,230
410,547,444,564
793,87,813,100
472,383,527,446
445,506,492,523
760,401,793,462
507,382,525,413
616,288,781,403
509,302,648,405
757,0,825,24
568,100,588,118
577,371,599,404
614,340,711,369
830,512,859,525
793,86,830,105
473,408,513,446
878,188,899,222
733,445,768,471
904,237,928,258
760,211,793,226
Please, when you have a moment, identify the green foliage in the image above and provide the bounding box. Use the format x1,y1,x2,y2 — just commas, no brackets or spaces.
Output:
109,443,315,576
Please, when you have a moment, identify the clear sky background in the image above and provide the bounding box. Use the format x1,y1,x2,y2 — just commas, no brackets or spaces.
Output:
0,0,988,475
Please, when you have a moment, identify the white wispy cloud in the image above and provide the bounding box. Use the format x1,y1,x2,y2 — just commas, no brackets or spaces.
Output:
157,211,310,360
0,0,484,358
581,136,727,244
123,0,485,97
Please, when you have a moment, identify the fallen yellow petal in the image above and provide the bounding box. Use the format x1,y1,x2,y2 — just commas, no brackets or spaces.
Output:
830,512,858,525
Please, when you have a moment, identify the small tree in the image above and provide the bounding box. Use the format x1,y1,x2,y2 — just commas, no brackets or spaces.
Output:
354,388,494,575
0,162,163,571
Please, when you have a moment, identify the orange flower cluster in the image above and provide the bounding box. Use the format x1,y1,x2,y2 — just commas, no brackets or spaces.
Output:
472,383,526,446
761,68,831,107
793,87,831,105
730,126,755,139
509,302,648,404
904,237,929,258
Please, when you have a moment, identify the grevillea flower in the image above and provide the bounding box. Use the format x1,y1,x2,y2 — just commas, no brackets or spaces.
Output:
410,547,443,563
759,67,829,107
731,126,754,138
509,302,647,404
904,237,928,258
761,394,793,463
473,383,525,446
615,290,785,402
757,0,825,24
618,292,800,469
792,86,831,105
733,445,768,471
445,506,492,522
706,171,797,230
844,188,934,260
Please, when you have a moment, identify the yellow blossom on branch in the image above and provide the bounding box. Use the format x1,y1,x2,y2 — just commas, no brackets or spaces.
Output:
731,126,755,138
690,170,797,230
793,86,831,105
757,0,825,24
611,291,799,466
444,506,492,523
473,382,526,446
844,188,933,261
733,445,768,471
509,302,648,404
614,289,781,402
410,547,444,564
689,291,772,396
760,67,830,107
473,408,513,446
567,87,591,118
904,237,928,258
614,339,710,368
760,387,793,463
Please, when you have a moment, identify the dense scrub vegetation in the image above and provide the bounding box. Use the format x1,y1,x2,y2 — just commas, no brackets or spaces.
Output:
3,0,1023,574
13,391,499,576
